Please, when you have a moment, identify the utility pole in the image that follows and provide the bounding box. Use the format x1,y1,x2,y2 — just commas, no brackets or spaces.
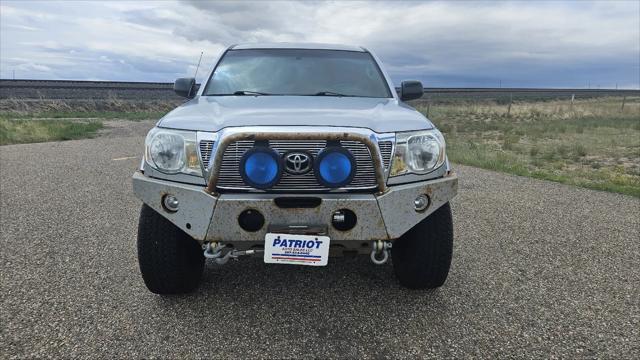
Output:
13,70,15,80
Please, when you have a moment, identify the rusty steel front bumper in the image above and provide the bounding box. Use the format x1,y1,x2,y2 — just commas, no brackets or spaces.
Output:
132,171,458,242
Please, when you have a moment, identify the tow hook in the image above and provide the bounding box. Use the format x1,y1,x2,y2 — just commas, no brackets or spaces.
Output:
370,240,392,265
202,242,263,265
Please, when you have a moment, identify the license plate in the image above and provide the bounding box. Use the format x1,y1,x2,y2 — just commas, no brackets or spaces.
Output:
264,233,330,266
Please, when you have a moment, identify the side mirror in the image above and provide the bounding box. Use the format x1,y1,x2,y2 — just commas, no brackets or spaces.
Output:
400,80,423,101
174,77,196,98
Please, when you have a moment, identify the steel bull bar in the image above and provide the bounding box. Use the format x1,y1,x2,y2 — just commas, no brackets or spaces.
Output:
205,127,389,195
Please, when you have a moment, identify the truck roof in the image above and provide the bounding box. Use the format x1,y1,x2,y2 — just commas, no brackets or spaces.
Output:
231,42,365,52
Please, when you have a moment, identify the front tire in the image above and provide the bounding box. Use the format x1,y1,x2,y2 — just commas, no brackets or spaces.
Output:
392,202,453,289
137,204,204,294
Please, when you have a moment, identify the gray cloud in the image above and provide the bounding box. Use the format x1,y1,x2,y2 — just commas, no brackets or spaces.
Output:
1,0,638,88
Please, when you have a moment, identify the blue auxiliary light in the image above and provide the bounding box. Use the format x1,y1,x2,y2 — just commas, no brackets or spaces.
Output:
315,147,356,188
240,147,282,189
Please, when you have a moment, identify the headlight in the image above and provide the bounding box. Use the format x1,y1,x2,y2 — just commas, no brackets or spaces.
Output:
145,128,202,176
390,129,446,177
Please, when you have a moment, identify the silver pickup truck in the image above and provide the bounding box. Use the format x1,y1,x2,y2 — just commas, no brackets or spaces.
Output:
132,43,458,294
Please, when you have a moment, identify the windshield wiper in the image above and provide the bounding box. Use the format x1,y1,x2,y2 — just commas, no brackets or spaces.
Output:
312,91,352,97
233,90,271,96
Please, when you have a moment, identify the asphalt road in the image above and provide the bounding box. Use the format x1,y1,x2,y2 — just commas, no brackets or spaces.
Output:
1,122,639,358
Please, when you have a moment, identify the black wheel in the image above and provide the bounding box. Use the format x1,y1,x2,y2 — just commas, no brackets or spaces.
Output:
392,202,453,289
137,204,204,294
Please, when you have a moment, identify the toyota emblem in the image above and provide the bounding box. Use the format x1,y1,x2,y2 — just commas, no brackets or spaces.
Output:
284,152,313,175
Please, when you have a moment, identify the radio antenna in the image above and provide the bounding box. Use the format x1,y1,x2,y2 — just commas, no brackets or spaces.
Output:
193,51,204,79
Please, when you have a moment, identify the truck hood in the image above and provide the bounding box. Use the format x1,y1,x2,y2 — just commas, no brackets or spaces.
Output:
158,96,433,133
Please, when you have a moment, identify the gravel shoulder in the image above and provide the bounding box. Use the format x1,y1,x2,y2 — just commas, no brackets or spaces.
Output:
1,132,638,358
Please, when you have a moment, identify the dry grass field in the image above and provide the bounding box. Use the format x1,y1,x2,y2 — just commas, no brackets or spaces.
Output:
0,98,170,145
0,96,175,144
0,118,104,145
421,97,640,197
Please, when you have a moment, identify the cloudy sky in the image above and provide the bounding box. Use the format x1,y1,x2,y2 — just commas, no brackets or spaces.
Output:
1,0,639,88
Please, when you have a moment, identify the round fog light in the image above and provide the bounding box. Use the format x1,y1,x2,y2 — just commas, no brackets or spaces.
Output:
314,147,356,188
413,194,430,212
162,194,179,212
240,147,282,189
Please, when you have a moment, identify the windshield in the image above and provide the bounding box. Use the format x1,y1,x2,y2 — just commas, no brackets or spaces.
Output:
204,49,392,98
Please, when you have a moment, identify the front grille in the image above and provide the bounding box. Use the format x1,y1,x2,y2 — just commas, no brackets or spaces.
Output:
379,141,393,170
199,140,214,166
199,139,393,192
